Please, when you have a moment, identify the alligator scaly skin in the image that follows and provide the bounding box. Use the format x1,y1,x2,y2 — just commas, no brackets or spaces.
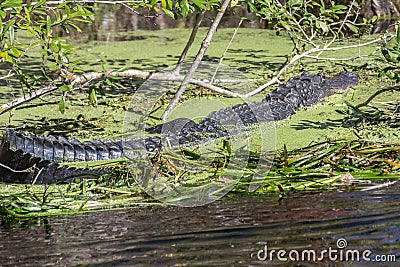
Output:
0,140,107,184
3,71,359,164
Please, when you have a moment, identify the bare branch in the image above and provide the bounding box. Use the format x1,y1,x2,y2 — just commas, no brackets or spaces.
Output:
161,0,232,121
319,36,387,51
324,0,357,49
176,10,206,66
0,69,241,115
0,73,15,80
355,86,400,109
191,80,242,97
118,2,160,19
243,47,320,97
243,35,386,98
305,55,369,61
211,19,243,83
0,33,387,115
0,162,34,173
0,84,58,115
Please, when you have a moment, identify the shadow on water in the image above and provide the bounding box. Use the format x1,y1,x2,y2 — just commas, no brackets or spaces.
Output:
1,187,399,266
2,114,105,137
291,118,343,131
227,48,287,72
292,107,400,131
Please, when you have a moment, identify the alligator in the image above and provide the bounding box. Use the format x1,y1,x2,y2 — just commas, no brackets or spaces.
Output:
0,71,359,184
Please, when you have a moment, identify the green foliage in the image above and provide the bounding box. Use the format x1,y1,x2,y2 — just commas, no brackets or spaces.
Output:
0,0,94,109
246,0,362,51
0,0,369,115
248,0,359,35
376,24,400,82
0,1,93,66
131,0,221,19
0,0,223,113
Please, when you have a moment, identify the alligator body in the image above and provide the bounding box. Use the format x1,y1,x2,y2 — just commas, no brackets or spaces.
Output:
0,71,358,184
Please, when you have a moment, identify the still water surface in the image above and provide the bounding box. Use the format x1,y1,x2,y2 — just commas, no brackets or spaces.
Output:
1,186,399,266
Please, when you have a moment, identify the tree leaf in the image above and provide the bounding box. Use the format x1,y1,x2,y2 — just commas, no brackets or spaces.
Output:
381,46,394,62
8,48,21,58
345,22,358,33
59,84,71,91
33,0,46,8
4,0,22,8
59,95,66,114
331,5,347,11
162,8,175,19
230,0,239,7
68,22,82,32
24,6,30,23
223,139,231,155
192,0,205,9
279,20,290,31
396,23,400,44
46,15,52,35
7,23,14,46
386,70,395,79
316,20,328,33
65,4,70,16
89,88,97,106
290,0,303,6
180,0,189,18
181,148,200,160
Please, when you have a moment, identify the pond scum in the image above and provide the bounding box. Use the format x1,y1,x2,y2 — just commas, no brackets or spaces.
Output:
0,138,399,219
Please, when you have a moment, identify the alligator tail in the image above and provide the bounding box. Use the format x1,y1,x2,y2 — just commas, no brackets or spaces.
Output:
0,139,108,184
3,129,148,162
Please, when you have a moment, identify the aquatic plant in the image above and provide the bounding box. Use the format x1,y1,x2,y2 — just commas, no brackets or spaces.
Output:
1,138,398,218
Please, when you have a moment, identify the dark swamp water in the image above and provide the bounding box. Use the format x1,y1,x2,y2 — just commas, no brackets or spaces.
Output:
1,186,400,266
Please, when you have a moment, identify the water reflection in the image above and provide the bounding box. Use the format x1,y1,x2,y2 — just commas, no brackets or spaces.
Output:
1,186,399,266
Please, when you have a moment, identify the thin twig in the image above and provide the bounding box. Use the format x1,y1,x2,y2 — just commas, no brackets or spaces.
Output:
176,9,206,66
0,70,240,115
211,19,243,83
0,73,15,80
243,35,386,98
355,86,400,109
243,47,320,97
0,162,34,173
118,2,160,19
360,180,397,191
304,55,370,61
161,0,232,121
316,0,357,58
